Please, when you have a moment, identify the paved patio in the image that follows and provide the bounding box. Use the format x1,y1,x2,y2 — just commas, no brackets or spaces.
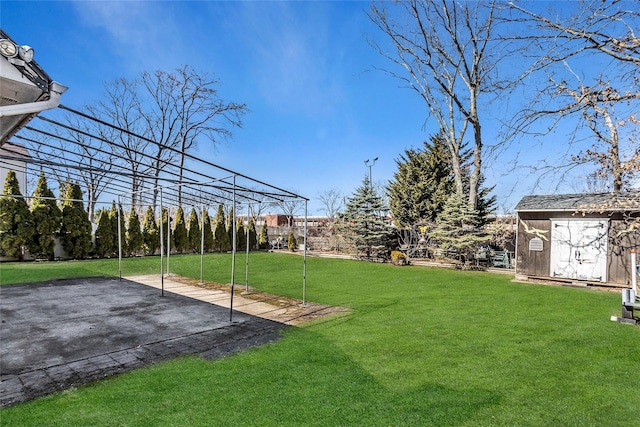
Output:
0,276,292,407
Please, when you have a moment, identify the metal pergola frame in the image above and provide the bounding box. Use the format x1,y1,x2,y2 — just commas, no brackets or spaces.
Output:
1,104,310,321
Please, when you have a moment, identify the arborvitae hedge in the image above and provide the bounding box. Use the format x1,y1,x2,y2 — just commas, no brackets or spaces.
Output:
187,207,201,253
202,210,214,252
236,218,246,251
60,182,92,260
214,204,230,252
259,224,269,249
29,172,61,260
161,208,173,252
94,209,114,258
173,207,188,253
248,218,258,250
142,206,160,255
0,170,34,260
227,207,235,248
126,207,143,256
108,202,120,255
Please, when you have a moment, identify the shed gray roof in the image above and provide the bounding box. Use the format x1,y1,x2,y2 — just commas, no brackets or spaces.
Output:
515,191,640,213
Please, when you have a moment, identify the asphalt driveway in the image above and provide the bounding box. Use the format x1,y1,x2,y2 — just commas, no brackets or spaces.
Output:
0,277,287,407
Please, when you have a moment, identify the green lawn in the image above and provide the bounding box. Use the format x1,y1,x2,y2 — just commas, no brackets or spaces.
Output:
1,253,638,426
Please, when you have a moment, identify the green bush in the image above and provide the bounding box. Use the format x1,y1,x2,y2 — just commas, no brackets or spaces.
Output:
287,230,297,251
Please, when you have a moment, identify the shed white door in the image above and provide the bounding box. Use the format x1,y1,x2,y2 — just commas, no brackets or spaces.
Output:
550,219,608,282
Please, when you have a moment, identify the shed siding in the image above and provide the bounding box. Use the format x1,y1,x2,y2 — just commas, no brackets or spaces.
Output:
516,215,551,277
517,211,639,286
607,215,639,285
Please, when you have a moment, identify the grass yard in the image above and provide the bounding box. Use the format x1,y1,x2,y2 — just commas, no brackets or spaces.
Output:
1,252,638,426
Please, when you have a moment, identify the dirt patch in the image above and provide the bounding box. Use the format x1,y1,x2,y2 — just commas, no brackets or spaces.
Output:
168,275,350,325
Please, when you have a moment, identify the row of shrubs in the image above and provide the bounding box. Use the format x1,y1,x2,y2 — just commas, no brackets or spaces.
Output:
0,170,289,261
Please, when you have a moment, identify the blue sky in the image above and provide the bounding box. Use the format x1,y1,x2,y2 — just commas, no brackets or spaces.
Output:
1,1,627,215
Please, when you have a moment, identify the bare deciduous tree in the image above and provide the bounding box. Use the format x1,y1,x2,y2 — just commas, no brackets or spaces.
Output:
140,66,248,205
506,0,640,192
89,78,150,210
317,188,343,220
369,0,508,209
276,196,305,228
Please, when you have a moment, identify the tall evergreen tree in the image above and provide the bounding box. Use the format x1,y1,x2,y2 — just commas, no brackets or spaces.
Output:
60,181,92,259
431,192,489,261
258,223,269,249
108,202,122,256
248,218,258,250
187,207,201,253
236,218,246,251
202,210,214,252
214,204,230,252
142,206,160,255
161,207,173,253
388,133,454,228
94,209,114,258
173,206,188,253
341,175,395,260
29,172,61,260
227,206,235,249
465,174,496,227
0,170,34,260
126,207,144,256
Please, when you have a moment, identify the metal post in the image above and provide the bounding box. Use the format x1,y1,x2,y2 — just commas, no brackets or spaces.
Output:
632,249,638,300
364,157,378,189
159,189,165,297
245,204,251,293
166,209,171,277
117,195,123,280
200,203,205,284
230,176,237,322
303,199,308,306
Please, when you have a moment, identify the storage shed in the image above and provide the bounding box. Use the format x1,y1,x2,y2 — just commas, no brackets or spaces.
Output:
514,192,640,287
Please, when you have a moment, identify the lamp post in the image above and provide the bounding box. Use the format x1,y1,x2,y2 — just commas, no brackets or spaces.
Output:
364,157,378,190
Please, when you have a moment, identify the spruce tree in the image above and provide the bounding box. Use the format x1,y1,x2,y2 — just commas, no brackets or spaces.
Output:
187,207,201,253
258,223,269,249
213,204,230,252
388,133,453,228
341,175,395,260
142,206,160,255
60,182,92,259
173,206,188,253
94,209,114,258
29,172,61,260
248,218,258,250
0,170,34,260
236,218,246,251
202,210,214,252
431,192,489,262
126,207,144,256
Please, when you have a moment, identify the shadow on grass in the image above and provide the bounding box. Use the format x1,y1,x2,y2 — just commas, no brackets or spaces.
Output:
1,327,501,427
